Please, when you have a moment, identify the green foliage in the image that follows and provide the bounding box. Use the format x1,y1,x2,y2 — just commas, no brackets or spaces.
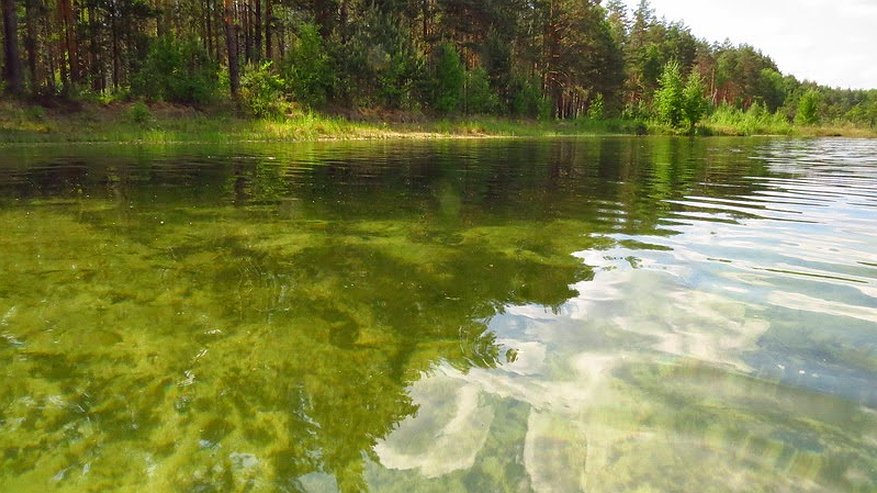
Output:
758,68,787,112
283,23,334,108
431,43,465,114
588,93,605,120
98,90,130,105
622,100,650,120
713,44,779,107
465,68,500,115
510,77,550,119
796,89,821,125
131,37,218,106
706,102,793,135
747,101,769,120
481,34,514,109
681,71,709,132
654,60,684,127
126,101,154,127
845,99,877,128
240,62,288,118
22,105,45,121
338,8,427,109
375,46,426,110
653,61,709,132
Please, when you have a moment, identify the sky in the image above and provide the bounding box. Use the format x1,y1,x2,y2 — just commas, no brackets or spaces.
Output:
622,0,877,90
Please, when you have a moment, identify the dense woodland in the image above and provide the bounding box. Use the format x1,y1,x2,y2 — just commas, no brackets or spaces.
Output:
1,0,876,128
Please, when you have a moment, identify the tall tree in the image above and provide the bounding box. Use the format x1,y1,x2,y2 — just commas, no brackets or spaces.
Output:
224,0,240,97
264,0,272,60
57,0,79,89
23,0,39,93
1,0,23,93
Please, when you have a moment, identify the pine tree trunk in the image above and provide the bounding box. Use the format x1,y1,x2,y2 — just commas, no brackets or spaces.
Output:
242,0,251,64
253,0,261,62
224,0,239,98
111,9,120,89
264,0,271,61
58,0,79,88
2,0,23,94
24,0,38,93
43,20,56,92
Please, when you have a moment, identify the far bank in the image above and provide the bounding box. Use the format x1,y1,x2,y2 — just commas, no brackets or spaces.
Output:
1,101,874,145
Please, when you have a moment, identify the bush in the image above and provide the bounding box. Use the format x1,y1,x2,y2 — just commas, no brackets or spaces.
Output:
22,105,45,121
795,89,821,125
131,37,218,106
240,62,288,118
682,71,710,132
126,101,154,127
283,23,334,108
622,100,650,120
587,93,604,120
465,67,500,115
845,100,877,128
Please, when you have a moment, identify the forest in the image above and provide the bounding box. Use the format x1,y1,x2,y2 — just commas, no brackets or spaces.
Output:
1,0,876,134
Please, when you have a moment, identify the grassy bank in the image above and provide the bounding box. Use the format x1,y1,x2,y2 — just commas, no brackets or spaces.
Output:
0,100,643,144
1,100,874,144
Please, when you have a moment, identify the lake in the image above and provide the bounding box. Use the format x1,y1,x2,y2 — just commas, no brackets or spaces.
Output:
0,137,875,492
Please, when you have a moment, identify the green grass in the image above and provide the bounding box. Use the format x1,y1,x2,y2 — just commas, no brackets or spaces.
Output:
702,104,795,136
0,101,643,144
700,104,877,138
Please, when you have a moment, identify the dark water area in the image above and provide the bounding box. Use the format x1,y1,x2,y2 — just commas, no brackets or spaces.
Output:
0,137,875,492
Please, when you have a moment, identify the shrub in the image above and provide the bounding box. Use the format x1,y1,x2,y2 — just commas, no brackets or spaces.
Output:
240,62,288,118
127,101,154,126
795,89,821,125
131,37,218,106
623,100,650,120
845,100,877,128
23,105,45,121
587,93,604,120
682,71,710,132
705,103,793,135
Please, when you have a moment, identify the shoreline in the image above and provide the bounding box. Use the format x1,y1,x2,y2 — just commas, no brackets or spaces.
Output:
1,101,875,145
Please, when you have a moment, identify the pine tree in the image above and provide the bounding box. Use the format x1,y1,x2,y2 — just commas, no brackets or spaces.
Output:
1,0,23,94
432,42,464,114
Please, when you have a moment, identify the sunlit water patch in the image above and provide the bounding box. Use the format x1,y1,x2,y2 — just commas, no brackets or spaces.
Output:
1,138,875,492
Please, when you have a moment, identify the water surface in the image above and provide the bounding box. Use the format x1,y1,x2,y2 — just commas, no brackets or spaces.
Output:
1,137,875,492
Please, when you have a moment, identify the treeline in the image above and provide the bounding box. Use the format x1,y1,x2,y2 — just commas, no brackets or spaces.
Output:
1,0,875,127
